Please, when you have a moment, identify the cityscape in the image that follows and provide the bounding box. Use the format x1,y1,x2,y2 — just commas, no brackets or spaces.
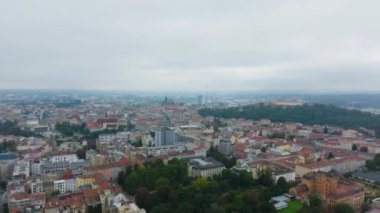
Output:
2,0,380,213
0,93,380,212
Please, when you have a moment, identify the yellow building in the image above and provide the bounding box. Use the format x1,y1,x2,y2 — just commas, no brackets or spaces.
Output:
291,171,365,211
76,176,95,188
276,144,291,152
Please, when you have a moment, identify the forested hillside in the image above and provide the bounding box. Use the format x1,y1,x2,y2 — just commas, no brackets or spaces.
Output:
199,104,380,137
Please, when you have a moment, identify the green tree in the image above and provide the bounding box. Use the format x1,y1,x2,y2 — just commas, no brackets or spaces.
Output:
208,146,236,168
51,191,60,196
0,120,37,137
323,126,329,134
76,148,86,159
275,177,288,195
352,144,358,151
117,170,126,186
309,194,323,208
177,202,194,213
258,169,274,188
3,203,9,213
135,187,150,208
150,203,175,213
120,158,276,212
198,104,380,138
56,121,78,136
286,135,295,141
329,203,355,213
94,204,102,213
261,147,267,153
327,152,335,159
0,180,7,190
155,177,170,201
270,132,286,139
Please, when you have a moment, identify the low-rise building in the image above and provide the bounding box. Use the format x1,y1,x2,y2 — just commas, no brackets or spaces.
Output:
44,194,86,213
118,203,147,213
83,161,126,180
53,178,76,194
249,161,296,183
31,192,46,208
42,160,87,175
295,156,365,177
290,170,365,211
218,140,235,156
29,178,44,194
147,144,186,156
185,157,225,177
51,153,79,163
12,160,30,179
8,192,31,209
372,197,380,210
76,175,96,188
352,171,380,183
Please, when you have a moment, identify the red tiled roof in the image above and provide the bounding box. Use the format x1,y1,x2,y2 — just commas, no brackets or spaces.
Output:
46,194,85,209
32,192,46,201
9,192,31,201
83,161,124,171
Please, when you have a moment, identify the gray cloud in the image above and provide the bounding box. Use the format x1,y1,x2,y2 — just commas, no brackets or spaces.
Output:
1,0,380,92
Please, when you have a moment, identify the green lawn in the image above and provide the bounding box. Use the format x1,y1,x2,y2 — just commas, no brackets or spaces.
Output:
278,200,303,213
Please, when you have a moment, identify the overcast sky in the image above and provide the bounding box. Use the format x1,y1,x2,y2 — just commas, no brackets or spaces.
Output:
1,0,380,92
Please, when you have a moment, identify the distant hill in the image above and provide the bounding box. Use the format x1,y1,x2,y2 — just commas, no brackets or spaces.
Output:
198,103,380,138
302,94,380,109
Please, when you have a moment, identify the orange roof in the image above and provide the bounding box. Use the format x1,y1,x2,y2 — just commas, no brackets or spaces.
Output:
46,194,85,209
9,192,31,201
31,192,46,201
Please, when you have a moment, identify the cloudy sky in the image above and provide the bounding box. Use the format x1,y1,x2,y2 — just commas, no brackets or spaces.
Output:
1,0,380,92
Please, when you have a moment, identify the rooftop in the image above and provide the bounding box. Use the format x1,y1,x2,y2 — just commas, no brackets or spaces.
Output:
184,156,225,170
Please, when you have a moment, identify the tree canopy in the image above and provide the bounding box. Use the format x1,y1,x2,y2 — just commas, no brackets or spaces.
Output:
366,154,380,171
199,104,380,137
0,120,37,137
207,146,236,168
119,159,278,212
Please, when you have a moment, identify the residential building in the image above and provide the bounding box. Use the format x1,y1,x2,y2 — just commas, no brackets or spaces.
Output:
295,156,365,177
83,162,125,180
30,178,44,194
44,194,86,213
147,144,186,156
8,192,31,209
53,179,76,194
12,160,30,179
51,153,79,163
31,159,42,175
290,171,365,211
154,128,176,146
31,192,46,208
249,161,296,183
41,160,87,175
218,140,234,156
76,174,96,188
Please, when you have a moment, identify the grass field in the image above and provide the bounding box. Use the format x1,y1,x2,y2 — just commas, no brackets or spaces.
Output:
277,200,303,213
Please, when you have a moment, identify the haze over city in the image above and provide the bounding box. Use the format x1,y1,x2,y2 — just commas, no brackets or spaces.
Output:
3,1,380,213
1,0,380,92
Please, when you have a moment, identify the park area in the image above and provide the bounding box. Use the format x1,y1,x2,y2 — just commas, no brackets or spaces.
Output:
278,200,303,213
